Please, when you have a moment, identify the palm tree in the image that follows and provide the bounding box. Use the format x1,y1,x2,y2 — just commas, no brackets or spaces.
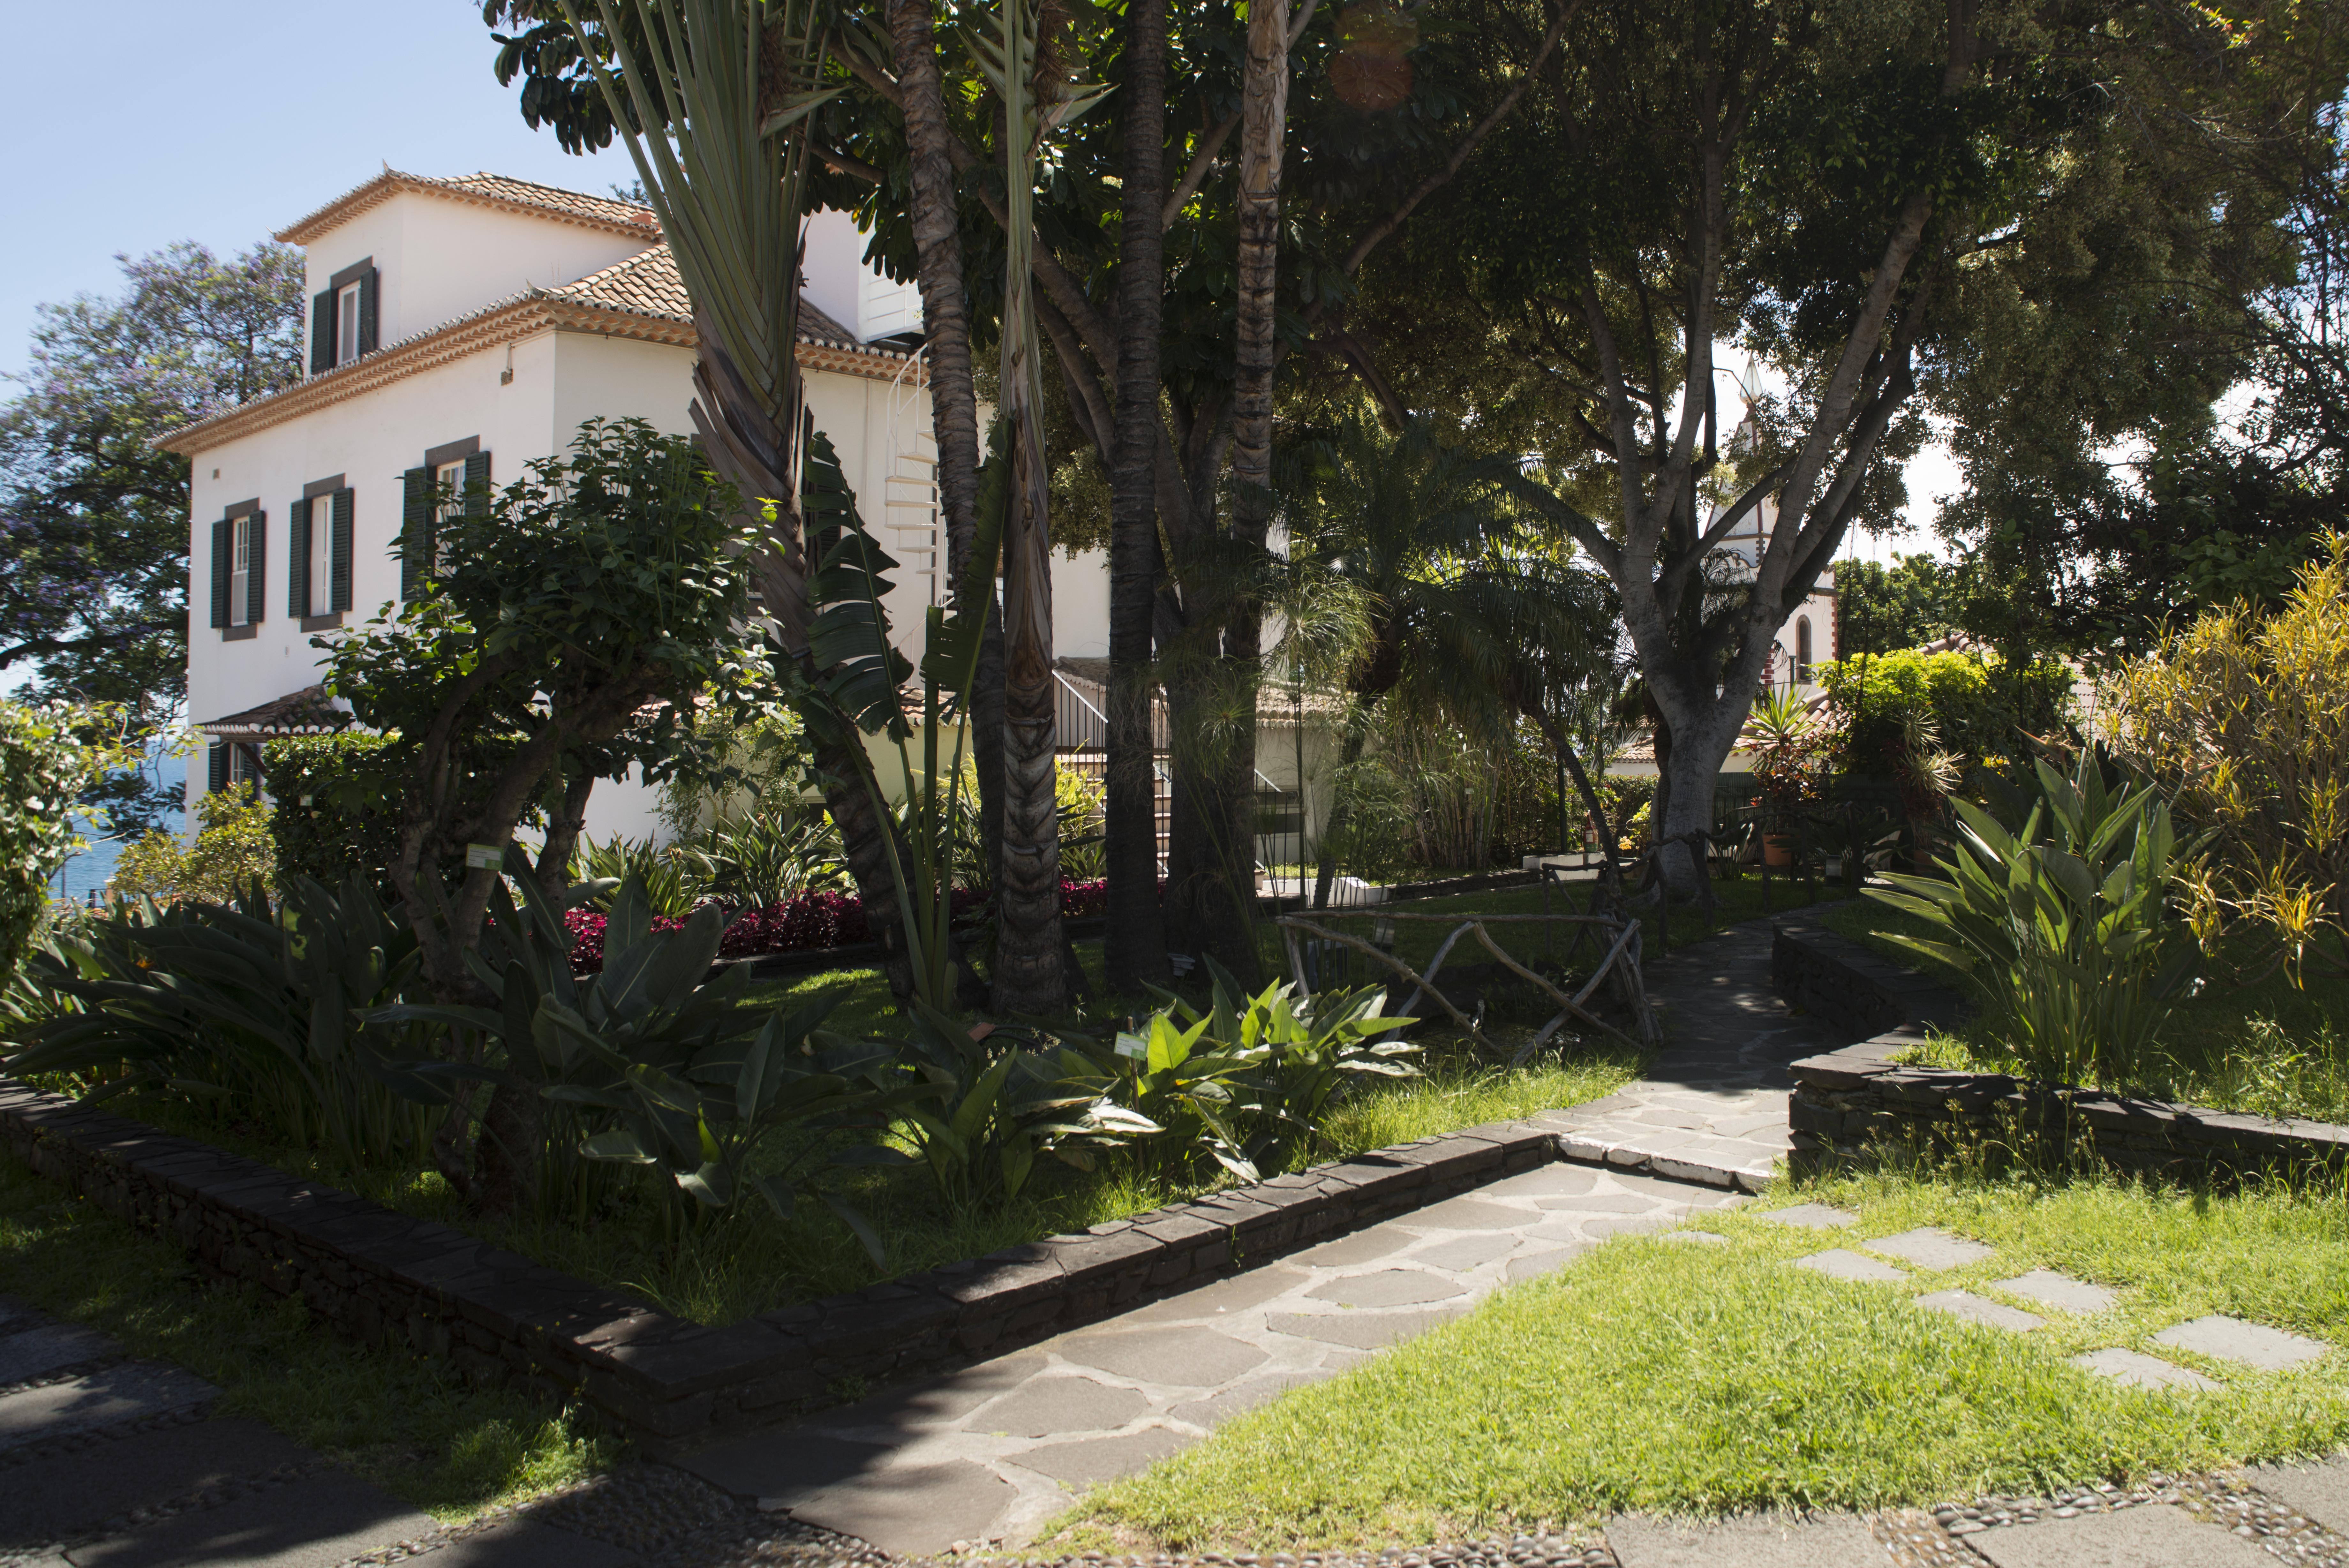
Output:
1276,410,1535,906
556,0,926,992
972,0,1107,1012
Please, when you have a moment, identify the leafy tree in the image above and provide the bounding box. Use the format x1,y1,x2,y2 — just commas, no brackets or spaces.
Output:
0,241,305,715
318,418,771,1211
0,701,137,988
1365,0,2317,895
1835,553,1958,656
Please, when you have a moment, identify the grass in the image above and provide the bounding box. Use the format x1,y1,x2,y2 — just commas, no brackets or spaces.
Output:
1058,1165,2349,1551
0,1153,613,1521
1819,894,2349,1121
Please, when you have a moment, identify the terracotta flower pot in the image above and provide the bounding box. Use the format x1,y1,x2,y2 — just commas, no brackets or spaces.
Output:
1763,833,1796,868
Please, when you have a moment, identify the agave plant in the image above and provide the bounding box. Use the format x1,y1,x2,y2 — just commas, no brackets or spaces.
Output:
574,833,706,917
1867,750,2202,1090
374,858,908,1240
680,811,848,909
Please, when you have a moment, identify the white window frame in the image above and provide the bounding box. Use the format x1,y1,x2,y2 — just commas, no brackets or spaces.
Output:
228,514,252,626
310,495,336,614
337,282,362,366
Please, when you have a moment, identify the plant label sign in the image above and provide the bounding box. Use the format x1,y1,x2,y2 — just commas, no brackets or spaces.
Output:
464,842,505,871
1115,1032,1148,1060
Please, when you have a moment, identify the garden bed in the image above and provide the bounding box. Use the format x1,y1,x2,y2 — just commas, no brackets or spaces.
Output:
1774,919,2349,1180
0,1073,1612,1448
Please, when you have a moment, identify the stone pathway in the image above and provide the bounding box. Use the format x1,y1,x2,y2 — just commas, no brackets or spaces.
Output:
1765,1203,2332,1390
7,920,2349,1568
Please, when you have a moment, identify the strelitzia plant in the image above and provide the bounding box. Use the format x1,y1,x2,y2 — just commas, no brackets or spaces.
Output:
1867,750,2202,1091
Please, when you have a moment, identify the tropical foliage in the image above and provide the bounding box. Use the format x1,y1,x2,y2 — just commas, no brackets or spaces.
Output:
2099,531,2349,983
1867,752,2202,1090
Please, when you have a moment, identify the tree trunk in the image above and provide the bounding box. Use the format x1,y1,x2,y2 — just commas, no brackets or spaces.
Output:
532,768,597,906
1184,0,1287,992
993,383,1066,1011
1105,0,1170,993
888,0,1004,937
1162,667,1262,984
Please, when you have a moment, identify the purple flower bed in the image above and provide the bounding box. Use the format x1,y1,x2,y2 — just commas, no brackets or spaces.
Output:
564,879,1119,973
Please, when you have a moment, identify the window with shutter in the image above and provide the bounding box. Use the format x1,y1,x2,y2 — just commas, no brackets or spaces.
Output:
330,489,354,613
207,741,229,794
310,291,333,374
228,514,251,626
401,467,432,601
462,450,492,517
357,268,379,355
243,509,266,627
210,518,231,628
310,494,335,615
288,498,311,619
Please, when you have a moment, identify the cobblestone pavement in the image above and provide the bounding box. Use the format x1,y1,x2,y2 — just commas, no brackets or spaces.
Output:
6,921,2348,1568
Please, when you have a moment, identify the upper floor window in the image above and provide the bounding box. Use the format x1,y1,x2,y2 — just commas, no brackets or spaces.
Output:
1795,615,1813,681
209,503,265,635
229,514,252,625
311,257,379,374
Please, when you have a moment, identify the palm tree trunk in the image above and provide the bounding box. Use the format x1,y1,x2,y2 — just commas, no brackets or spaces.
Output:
993,380,1065,1011
1191,0,1287,991
989,0,1065,1013
1106,0,1170,992
888,0,1006,926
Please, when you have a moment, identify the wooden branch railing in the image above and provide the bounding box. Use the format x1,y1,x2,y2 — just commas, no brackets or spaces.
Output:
1276,906,1659,1060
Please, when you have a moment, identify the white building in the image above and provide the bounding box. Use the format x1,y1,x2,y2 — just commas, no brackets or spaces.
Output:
167,170,1113,841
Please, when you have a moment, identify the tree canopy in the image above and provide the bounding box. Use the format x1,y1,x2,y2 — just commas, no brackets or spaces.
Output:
0,241,305,717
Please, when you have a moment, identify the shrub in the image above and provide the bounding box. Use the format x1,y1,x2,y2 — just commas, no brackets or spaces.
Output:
109,787,277,906
261,732,404,893
1819,648,2070,781
2099,531,2349,983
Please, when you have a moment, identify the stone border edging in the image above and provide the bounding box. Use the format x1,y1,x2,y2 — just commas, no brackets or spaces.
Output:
1771,918,2349,1177
0,1077,1579,1449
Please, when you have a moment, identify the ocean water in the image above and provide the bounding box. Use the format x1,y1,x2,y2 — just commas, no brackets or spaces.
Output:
50,752,186,909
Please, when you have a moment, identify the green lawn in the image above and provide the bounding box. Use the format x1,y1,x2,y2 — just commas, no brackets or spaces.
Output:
0,1156,612,1521
1061,1166,2349,1550
1819,896,2349,1120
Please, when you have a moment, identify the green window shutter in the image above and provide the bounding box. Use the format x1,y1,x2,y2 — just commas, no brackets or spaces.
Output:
462,450,492,517
244,510,267,626
330,489,354,612
401,467,431,601
357,268,379,355
209,518,231,627
207,742,229,793
288,499,311,619
310,290,334,374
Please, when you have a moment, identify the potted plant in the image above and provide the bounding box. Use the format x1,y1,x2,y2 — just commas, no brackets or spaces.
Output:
1740,690,1831,866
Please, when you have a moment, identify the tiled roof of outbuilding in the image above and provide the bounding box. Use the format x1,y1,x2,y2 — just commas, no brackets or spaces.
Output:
549,245,863,349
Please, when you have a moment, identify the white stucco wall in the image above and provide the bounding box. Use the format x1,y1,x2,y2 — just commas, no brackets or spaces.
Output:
302,192,656,351
1053,547,1111,659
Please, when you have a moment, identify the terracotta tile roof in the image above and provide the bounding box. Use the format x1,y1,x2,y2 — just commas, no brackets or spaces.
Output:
197,686,345,737
276,169,660,245
550,245,862,349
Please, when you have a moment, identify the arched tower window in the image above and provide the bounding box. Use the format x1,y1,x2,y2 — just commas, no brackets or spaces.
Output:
1795,616,1813,681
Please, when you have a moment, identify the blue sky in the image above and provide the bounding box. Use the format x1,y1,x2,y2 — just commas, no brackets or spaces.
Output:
1,2,639,381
